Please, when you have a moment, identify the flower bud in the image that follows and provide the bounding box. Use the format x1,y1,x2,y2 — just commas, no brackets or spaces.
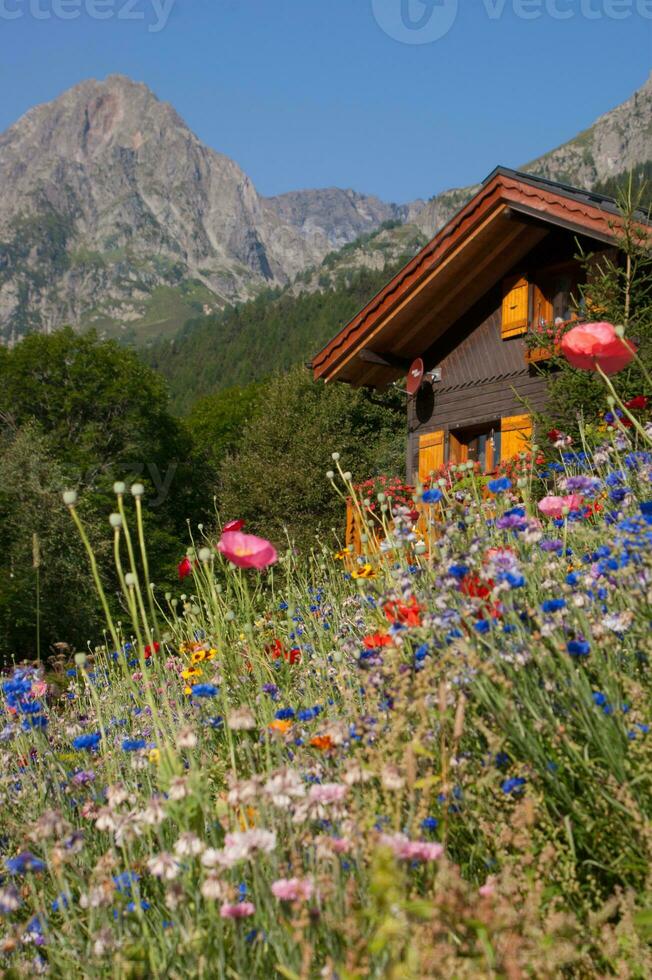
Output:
109,513,122,528
125,573,137,587
331,452,340,461
326,470,335,480
343,472,352,481
62,490,78,507
113,481,126,495
131,483,145,497
198,547,212,563
74,652,87,667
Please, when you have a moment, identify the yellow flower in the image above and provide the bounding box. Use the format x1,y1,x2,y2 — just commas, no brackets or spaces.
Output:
184,685,193,696
148,748,160,764
334,550,348,561
205,648,217,661
352,563,376,580
181,667,202,680
190,650,206,665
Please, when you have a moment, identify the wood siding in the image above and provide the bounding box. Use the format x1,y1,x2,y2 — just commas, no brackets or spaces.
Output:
407,280,548,478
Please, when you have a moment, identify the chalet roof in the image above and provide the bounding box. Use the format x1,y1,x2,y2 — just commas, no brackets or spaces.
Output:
311,167,650,389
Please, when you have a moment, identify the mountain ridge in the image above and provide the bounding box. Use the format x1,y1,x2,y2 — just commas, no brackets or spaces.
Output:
0,71,649,343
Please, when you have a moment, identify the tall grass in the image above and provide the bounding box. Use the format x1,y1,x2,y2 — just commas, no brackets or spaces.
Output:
1,414,652,978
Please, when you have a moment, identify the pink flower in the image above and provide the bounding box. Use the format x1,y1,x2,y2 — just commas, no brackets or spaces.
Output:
220,901,255,919
223,519,245,533
271,877,314,902
538,494,584,519
380,833,444,862
308,783,348,805
217,531,278,570
479,876,496,898
178,557,193,581
561,322,636,375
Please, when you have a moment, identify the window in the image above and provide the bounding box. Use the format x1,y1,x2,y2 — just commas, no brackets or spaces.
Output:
449,423,501,474
534,263,582,328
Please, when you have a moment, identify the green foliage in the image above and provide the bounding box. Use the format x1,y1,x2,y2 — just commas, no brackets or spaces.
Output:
0,423,106,659
185,383,261,473
145,262,414,414
593,161,652,212
0,329,212,659
218,366,405,550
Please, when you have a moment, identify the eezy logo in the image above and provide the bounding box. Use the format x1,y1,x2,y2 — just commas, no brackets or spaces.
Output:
371,0,459,43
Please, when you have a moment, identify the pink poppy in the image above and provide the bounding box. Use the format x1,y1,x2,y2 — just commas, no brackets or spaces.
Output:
178,557,193,581
223,519,245,533
217,531,277,570
271,877,314,902
220,901,255,919
560,322,636,375
537,495,584,519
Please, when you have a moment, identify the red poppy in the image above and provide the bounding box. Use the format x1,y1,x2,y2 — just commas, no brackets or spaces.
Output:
144,642,160,660
383,598,422,627
265,639,301,664
624,396,649,410
178,557,193,581
363,632,393,649
223,519,246,532
547,428,562,443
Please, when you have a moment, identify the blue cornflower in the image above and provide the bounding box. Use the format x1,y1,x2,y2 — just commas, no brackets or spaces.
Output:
567,639,591,657
422,488,443,504
274,707,296,721
592,691,607,707
113,871,140,894
72,732,102,751
190,683,219,698
541,598,566,613
448,564,469,580
504,572,525,588
501,777,526,795
474,620,490,634
122,739,147,752
640,502,652,525
487,477,511,493
6,851,46,875
420,816,439,832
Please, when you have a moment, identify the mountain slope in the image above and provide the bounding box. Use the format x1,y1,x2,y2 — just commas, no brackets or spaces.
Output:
0,75,408,343
413,72,652,240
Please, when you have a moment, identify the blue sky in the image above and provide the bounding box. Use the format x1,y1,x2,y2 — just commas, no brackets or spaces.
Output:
0,0,649,202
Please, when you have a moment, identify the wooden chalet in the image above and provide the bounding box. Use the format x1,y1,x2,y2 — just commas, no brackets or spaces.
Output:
311,167,635,483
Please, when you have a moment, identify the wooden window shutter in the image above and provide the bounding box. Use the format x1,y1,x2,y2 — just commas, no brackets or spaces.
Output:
449,431,467,466
501,275,529,338
500,414,533,461
418,430,444,482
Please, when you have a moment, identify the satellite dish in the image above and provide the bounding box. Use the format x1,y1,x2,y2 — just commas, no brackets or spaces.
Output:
406,357,425,396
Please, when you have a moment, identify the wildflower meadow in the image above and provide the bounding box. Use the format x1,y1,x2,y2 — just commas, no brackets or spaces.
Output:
1,324,652,978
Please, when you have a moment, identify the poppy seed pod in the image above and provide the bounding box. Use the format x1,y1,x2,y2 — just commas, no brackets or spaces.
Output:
109,513,122,528
113,482,126,495
131,483,145,497
125,573,137,587
326,470,335,480
331,452,340,461
198,547,212,563
62,490,78,507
